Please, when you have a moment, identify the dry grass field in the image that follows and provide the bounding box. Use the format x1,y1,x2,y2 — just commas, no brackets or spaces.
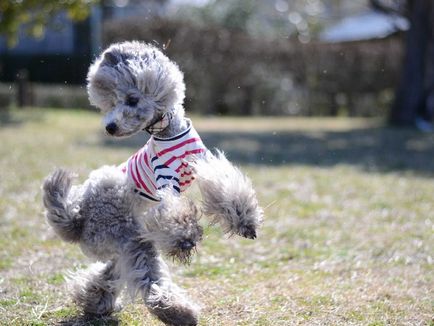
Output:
0,108,433,325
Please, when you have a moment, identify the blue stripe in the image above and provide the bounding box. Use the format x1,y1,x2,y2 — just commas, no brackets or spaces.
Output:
153,164,168,172
134,189,159,202
151,156,159,163
157,185,180,193
156,175,180,183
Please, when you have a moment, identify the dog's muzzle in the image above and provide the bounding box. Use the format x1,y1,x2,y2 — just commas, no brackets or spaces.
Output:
106,122,118,135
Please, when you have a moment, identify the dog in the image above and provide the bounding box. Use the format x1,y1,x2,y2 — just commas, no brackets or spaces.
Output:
42,41,263,326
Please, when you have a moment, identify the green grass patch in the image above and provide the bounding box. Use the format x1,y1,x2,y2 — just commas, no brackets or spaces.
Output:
184,263,234,279
19,289,41,302
0,299,17,307
42,306,79,319
0,257,13,270
0,108,433,325
47,273,65,285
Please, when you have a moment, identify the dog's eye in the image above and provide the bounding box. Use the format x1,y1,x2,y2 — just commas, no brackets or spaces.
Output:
126,97,139,106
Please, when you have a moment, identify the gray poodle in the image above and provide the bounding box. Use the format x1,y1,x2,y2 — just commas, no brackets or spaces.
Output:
42,41,263,326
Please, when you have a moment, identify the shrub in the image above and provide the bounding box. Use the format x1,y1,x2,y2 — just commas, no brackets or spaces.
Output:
103,17,403,116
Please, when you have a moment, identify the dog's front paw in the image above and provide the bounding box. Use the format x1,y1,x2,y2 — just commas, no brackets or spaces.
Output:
146,195,203,264
166,198,203,264
233,205,262,240
168,228,203,265
218,199,263,240
238,222,257,239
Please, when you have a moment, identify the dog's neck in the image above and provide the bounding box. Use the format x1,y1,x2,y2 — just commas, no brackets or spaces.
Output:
150,108,188,139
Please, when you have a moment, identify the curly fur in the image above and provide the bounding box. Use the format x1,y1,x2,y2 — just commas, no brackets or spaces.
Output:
42,169,83,242
193,151,263,238
146,281,199,326
67,260,122,315
143,189,203,264
42,41,262,326
87,41,187,138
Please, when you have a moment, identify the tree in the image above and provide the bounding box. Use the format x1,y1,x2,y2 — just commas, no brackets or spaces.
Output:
371,0,434,127
0,0,97,46
0,0,169,47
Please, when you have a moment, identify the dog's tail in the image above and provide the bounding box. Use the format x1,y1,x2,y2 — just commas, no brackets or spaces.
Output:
42,168,83,242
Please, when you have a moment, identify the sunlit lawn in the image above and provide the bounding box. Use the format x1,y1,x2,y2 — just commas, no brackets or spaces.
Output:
0,108,432,325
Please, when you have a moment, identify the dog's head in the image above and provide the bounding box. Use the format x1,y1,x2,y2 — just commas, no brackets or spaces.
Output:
87,41,185,137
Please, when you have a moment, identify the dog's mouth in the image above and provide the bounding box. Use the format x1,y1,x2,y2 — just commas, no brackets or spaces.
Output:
105,121,149,138
106,129,137,138
106,129,136,138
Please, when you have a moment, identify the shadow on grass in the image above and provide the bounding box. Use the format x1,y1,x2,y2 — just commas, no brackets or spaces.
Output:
99,126,434,176
0,108,45,126
0,110,23,126
59,313,119,326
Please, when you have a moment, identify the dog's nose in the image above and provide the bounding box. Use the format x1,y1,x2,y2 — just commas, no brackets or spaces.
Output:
105,122,117,135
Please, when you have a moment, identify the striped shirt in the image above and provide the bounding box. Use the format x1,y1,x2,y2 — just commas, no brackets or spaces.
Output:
120,120,207,202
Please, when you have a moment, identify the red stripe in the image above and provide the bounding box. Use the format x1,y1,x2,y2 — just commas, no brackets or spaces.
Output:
179,177,195,187
180,171,192,177
175,162,188,173
143,152,152,170
156,138,200,157
138,154,157,190
128,157,141,189
164,149,205,166
134,154,153,194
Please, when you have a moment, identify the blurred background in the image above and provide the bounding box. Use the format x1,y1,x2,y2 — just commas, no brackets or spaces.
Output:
0,0,433,129
0,2,433,325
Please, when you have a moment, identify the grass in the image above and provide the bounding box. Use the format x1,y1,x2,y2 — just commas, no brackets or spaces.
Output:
0,108,433,325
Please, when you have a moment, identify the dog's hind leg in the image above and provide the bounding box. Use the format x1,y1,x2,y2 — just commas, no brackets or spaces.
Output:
68,259,123,315
145,257,200,326
120,237,199,326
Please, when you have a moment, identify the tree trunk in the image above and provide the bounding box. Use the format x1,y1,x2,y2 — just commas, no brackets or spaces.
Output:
424,2,434,121
390,0,434,125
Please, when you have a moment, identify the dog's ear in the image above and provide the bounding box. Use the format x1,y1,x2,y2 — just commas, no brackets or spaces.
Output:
103,49,133,67
102,51,120,66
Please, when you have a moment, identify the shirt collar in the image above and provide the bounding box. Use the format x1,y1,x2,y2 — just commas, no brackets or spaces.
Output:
153,119,192,142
